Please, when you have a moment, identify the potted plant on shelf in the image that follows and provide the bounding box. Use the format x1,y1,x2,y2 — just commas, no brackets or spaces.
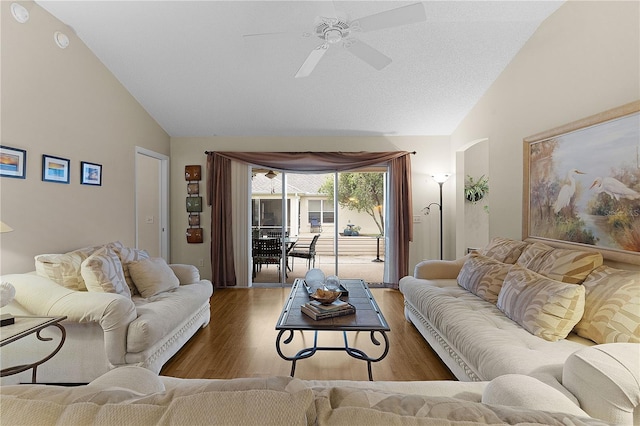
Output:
464,175,489,203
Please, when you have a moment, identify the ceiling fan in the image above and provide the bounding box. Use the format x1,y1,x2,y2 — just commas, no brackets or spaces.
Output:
243,2,427,78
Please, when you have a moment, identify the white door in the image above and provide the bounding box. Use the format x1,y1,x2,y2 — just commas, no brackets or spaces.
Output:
135,148,169,260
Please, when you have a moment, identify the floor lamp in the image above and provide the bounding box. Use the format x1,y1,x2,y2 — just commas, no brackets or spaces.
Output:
423,174,450,260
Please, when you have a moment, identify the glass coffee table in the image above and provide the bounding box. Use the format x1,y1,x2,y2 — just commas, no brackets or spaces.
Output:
275,278,390,381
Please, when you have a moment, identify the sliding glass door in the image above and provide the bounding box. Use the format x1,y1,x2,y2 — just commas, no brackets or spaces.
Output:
250,167,386,286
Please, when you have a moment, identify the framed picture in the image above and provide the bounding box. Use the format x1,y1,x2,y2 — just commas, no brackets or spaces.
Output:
187,182,199,194
185,165,201,181
523,101,640,264
189,213,200,226
0,145,26,179
80,161,102,186
186,227,203,243
186,196,203,212
42,154,70,184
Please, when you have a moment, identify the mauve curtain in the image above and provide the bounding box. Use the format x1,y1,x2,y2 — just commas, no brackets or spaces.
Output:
206,151,413,287
206,153,236,288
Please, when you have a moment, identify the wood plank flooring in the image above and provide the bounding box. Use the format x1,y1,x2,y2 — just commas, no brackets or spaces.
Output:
161,287,456,382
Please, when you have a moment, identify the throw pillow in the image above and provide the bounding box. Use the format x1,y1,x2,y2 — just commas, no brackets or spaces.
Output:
497,264,585,341
109,241,150,295
574,265,640,344
482,374,589,417
128,257,179,298
516,242,603,284
457,254,512,304
480,237,529,264
81,246,130,297
34,244,103,291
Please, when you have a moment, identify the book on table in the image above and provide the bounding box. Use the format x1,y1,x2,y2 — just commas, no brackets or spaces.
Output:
308,299,349,311
301,302,355,320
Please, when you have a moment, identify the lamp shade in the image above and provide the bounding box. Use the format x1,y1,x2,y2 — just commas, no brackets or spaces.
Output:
0,221,13,233
265,170,277,179
431,173,451,184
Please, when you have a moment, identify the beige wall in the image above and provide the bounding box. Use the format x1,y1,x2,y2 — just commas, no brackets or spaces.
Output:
0,1,169,273
169,137,451,281
450,0,640,258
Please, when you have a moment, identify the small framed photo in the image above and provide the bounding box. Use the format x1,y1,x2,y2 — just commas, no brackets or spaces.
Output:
0,145,27,179
80,161,102,186
187,182,199,194
186,196,203,212
42,154,70,184
189,213,200,226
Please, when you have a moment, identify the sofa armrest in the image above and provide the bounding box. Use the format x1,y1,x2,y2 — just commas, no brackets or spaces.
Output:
3,273,137,365
563,343,640,425
169,264,200,285
414,254,470,279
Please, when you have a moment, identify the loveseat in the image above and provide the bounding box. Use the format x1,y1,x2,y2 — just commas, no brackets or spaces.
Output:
0,364,617,425
0,241,213,385
399,237,640,424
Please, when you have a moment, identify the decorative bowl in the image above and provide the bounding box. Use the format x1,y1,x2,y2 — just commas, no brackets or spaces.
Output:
309,288,341,305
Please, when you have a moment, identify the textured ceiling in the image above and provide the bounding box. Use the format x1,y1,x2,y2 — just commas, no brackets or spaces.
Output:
36,1,564,137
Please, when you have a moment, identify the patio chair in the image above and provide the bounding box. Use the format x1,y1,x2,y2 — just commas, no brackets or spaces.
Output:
252,237,284,281
310,218,322,233
288,234,320,269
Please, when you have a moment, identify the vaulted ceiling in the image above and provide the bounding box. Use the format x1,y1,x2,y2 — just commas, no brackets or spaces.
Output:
36,1,563,137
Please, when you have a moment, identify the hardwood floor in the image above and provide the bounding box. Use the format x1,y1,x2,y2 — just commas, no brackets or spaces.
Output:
161,287,456,382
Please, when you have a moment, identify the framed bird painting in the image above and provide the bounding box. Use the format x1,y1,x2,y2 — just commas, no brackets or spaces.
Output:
523,100,640,264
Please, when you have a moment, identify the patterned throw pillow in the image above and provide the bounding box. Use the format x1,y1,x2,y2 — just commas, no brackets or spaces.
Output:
457,254,512,304
516,242,602,284
574,265,640,344
497,264,585,342
110,241,149,295
34,244,102,291
81,246,131,297
480,237,529,264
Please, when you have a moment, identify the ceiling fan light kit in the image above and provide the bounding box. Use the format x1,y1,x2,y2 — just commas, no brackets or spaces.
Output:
245,2,427,78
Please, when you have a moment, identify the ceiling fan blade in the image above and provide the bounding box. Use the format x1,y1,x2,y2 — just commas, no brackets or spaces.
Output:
295,44,328,78
344,39,392,71
243,32,309,41
352,3,426,32
317,0,338,19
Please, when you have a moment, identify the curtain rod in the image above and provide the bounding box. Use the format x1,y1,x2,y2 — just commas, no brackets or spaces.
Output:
204,151,416,155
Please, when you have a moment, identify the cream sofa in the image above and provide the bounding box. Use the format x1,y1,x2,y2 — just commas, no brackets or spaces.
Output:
0,242,213,385
0,364,617,425
399,237,640,424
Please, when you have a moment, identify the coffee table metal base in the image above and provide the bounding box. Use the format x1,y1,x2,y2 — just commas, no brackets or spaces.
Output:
276,329,390,381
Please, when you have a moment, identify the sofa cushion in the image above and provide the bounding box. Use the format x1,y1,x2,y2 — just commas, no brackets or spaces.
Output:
313,386,601,425
128,257,179,298
81,246,130,297
574,265,640,344
127,281,211,353
516,242,602,284
480,237,529,264
497,265,585,342
110,241,150,295
34,244,102,291
399,276,591,383
0,376,315,426
457,254,512,304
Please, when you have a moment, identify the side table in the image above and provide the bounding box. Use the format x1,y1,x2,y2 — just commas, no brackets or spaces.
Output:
0,316,67,383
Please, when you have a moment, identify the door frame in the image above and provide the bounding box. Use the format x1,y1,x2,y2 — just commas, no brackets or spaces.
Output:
135,147,170,260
